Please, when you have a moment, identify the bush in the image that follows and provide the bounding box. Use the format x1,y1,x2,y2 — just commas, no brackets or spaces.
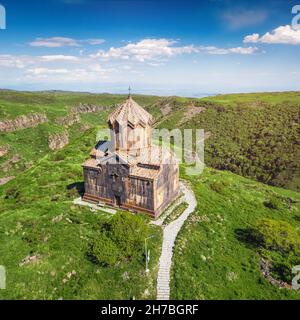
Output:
90,233,120,267
210,180,229,194
264,196,282,210
109,212,149,259
5,186,20,200
255,218,300,254
52,152,66,161
260,249,300,283
89,212,149,266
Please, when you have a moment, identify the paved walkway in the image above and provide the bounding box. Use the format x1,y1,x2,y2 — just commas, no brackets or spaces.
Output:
156,182,197,300
73,197,117,215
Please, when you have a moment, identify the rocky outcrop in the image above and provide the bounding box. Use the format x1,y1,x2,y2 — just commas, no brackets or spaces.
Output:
260,258,291,289
71,103,110,114
55,113,80,127
48,131,69,150
161,103,172,116
0,145,10,157
54,104,109,128
19,254,42,267
0,114,48,132
0,176,15,186
179,104,206,125
1,154,21,172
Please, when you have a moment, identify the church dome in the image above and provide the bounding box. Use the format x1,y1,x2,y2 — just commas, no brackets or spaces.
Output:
108,96,153,128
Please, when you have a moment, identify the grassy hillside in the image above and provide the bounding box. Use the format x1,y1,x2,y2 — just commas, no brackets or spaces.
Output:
171,167,300,299
1,90,299,191
1,141,299,299
0,90,161,180
157,92,300,191
0,89,300,300
0,127,162,300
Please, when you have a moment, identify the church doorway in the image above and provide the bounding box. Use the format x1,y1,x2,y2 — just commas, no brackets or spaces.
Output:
114,195,121,206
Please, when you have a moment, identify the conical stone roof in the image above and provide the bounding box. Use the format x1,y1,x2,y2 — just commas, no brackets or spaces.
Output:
108,96,153,127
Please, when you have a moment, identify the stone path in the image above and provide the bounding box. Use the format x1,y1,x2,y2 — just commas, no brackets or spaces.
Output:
73,197,117,215
156,182,197,300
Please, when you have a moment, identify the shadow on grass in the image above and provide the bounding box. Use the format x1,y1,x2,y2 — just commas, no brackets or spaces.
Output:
234,227,261,249
294,215,300,222
66,181,85,197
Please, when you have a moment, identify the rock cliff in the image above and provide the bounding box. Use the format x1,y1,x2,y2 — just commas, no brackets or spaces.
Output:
55,113,80,127
0,114,48,132
71,103,110,114
0,145,10,157
48,132,69,150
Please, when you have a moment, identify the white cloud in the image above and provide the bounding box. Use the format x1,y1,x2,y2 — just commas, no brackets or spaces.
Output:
0,54,82,68
244,25,300,45
147,62,165,67
0,52,117,84
227,46,258,54
30,37,79,47
40,55,80,62
30,37,105,47
91,39,198,62
0,38,259,88
85,39,105,45
200,46,258,55
24,66,114,82
90,38,257,62
243,33,260,43
26,68,69,76
0,55,35,68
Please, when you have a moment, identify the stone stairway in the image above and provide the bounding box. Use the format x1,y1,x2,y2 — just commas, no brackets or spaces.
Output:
156,182,197,300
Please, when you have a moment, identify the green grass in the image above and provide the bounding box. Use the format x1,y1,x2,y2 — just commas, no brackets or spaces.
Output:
200,91,300,107
1,90,299,191
0,89,300,300
0,128,162,300
163,202,189,225
0,91,162,180
157,91,300,192
171,167,300,299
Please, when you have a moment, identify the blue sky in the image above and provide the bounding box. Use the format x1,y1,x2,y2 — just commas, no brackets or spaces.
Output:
0,0,299,96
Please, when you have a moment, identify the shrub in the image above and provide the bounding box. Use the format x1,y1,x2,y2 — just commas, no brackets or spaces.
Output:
5,186,20,200
255,218,300,254
90,233,120,267
52,152,66,161
260,249,300,283
264,196,282,210
210,180,229,194
89,212,149,266
109,212,149,259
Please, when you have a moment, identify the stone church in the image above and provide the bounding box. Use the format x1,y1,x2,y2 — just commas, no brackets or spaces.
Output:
82,95,179,219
